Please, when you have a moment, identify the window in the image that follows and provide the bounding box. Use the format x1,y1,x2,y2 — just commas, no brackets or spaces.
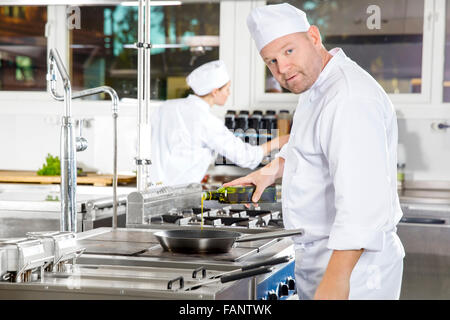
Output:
443,0,450,102
70,2,220,100
0,6,47,91
265,0,425,95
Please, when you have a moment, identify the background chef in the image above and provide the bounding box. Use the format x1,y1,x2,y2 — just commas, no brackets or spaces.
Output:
225,3,405,300
150,60,289,186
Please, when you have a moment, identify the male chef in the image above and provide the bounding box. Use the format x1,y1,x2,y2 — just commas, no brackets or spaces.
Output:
224,3,405,300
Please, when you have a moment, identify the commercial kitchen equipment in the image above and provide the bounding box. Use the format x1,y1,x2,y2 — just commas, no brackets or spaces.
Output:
122,183,298,299
126,183,283,229
398,181,450,300
0,181,299,300
135,0,153,191
47,48,119,232
0,184,133,238
0,227,298,300
76,227,298,300
0,231,82,283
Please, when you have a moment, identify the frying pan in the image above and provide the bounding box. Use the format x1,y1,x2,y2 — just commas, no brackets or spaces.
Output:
154,228,304,254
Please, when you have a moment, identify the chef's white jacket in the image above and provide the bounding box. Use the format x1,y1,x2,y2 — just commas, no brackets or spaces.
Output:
150,94,264,186
278,48,405,298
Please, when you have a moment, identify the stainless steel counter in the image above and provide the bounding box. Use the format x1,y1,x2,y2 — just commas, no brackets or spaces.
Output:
398,185,450,300
0,263,250,300
0,184,134,237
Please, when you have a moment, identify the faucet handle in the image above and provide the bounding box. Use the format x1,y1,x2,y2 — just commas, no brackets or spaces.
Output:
76,119,88,152
78,119,84,137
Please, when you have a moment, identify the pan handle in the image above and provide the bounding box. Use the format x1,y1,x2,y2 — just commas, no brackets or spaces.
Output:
235,228,304,243
241,255,291,271
220,266,273,283
210,256,292,279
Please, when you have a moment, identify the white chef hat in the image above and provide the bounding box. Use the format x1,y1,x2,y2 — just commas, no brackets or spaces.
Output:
186,60,230,96
247,3,311,52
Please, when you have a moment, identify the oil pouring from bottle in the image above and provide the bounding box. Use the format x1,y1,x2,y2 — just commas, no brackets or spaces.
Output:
200,192,206,230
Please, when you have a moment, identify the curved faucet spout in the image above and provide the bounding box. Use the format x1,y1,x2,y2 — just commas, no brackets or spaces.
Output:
47,48,120,231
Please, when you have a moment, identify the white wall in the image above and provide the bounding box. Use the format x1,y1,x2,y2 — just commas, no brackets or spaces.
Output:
0,99,139,175
2,98,449,182
398,117,450,181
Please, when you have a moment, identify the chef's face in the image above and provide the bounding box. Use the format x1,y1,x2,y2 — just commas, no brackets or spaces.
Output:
213,81,231,106
261,28,323,94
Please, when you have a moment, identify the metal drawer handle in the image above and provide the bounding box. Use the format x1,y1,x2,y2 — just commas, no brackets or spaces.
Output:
192,266,207,279
167,276,184,290
400,217,446,225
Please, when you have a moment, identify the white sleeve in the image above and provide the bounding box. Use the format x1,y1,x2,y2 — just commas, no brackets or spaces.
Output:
319,96,392,252
275,144,289,159
201,115,264,169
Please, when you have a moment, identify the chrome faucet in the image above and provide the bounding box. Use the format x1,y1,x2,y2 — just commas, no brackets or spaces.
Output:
47,48,119,233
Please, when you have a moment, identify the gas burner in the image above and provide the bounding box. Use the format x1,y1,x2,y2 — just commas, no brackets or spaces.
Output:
203,216,249,227
148,207,283,229
150,208,198,225
268,219,284,228
229,209,272,217
192,207,211,215
181,208,194,215
161,214,184,224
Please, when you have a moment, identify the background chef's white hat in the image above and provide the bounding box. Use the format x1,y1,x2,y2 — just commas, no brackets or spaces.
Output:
247,3,310,52
186,60,230,96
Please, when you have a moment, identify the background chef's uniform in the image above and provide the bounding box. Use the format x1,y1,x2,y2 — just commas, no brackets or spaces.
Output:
278,47,405,299
151,97,263,186
150,60,264,186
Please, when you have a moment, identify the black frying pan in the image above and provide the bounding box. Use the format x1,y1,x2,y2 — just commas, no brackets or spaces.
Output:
154,228,304,254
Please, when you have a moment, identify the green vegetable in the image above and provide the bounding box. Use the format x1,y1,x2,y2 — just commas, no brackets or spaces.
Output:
37,154,61,176
45,194,60,201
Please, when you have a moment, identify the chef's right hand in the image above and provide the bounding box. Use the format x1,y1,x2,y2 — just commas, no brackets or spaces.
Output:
223,157,284,203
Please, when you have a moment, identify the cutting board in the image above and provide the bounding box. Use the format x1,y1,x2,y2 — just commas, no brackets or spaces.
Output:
0,170,136,186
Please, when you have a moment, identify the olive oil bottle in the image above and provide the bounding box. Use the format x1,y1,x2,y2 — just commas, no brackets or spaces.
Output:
202,185,277,204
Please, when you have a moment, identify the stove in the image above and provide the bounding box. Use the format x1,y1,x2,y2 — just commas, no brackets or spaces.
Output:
0,184,298,300
0,227,296,300
126,183,285,230
76,227,297,300
123,183,296,300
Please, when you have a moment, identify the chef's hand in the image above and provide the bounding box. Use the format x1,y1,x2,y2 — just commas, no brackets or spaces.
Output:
223,157,285,203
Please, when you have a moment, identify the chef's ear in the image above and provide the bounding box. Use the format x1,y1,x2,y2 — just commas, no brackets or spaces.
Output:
307,25,322,46
210,88,219,98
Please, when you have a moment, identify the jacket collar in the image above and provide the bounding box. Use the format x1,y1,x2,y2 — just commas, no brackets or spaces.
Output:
305,47,346,102
187,94,211,111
